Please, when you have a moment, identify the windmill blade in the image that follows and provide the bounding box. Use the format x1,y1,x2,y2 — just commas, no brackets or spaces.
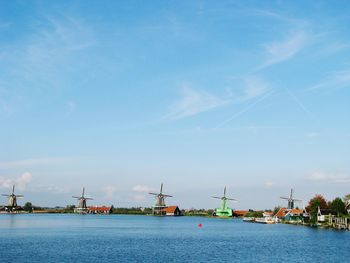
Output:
149,192,158,195
163,194,173,197
2,194,10,196
280,196,289,200
224,186,227,197
211,196,222,199
293,199,302,202
16,195,24,198
160,183,163,194
85,198,93,200
72,196,81,199
226,198,237,201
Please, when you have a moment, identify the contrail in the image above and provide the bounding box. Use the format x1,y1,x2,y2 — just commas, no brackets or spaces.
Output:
284,87,315,120
215,90,275,129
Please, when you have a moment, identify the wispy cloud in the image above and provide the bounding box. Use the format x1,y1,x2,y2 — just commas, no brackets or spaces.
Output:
0,157,72,169
215,89,274,129
0,172,33,190
104,185,118,199
306,171,350,183
307,69,350,92
242,75,269,99
132,185,154,193
130,194,147,201
166,76,269,121
260,31,309,69
165,85,230,120
306,132,319,138
264,181,276,188
66,101,77,115
2,14,95,94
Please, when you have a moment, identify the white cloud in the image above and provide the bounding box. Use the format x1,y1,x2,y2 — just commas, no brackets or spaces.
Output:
307,69,350,92
306,132,319,138
104,186,118,199
132,185,154,193
165,85,230,120
0,172,33,190
264,181,275,188
166,77,269,121
215,89,274,129
242,76,269,99
306,171,350,183
260,31,309,68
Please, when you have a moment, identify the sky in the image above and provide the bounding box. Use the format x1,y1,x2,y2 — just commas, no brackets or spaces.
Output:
0,0,350,210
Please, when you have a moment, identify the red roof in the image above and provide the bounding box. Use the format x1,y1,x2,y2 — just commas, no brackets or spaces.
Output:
233,210,248,216
88,206,112,212
275,208,303,218
289,209,303,215
164,206,179,213
275,207,288,218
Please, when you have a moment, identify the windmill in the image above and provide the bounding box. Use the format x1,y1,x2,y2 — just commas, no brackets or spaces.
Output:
1,185,24,212
72,187,93,214
280,188,302,209
149,183,172,216
212,186,237,217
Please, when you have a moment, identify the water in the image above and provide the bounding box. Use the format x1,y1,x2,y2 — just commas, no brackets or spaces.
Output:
0,214,349,263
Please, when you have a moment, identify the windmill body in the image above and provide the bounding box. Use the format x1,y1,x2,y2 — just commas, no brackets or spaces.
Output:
73,187,92,214
1,185,24,213
212,186,237,217
280,189,302,210
149,183,172,216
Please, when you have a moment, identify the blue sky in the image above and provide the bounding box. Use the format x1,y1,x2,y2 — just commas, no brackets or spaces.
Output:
0,1,350,209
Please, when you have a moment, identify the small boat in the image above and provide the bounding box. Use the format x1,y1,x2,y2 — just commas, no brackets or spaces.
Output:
254,217,275,224
243,217,255,222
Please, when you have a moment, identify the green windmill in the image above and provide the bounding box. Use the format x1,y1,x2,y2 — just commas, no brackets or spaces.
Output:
212,186,237,217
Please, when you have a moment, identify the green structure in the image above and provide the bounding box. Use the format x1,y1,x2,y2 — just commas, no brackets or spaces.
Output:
212,186,237,217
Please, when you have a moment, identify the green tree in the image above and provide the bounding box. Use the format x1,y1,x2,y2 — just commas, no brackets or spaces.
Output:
330,197,346,216
306,194,328,223
23,202,33,213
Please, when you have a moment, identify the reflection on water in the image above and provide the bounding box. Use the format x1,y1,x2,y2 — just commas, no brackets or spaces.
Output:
0,214,350,262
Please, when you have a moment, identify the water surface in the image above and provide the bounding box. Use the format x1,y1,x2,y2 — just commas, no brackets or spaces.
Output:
0,214,349,262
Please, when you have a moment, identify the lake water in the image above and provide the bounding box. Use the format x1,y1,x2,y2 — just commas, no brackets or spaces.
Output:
0,214,349,262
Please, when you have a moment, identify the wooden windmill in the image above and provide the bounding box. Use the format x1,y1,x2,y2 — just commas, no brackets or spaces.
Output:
149,183,172,216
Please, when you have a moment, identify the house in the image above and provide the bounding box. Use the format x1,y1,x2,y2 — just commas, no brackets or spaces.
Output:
88,206,113,214
317,207,336,223
274,207,304,222
263,211,274,217
233,210,248,217
162,206,182,216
